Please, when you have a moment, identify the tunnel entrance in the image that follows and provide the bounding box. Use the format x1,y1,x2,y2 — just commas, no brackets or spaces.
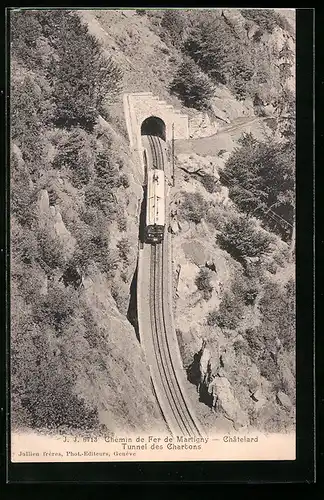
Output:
141,116,166,142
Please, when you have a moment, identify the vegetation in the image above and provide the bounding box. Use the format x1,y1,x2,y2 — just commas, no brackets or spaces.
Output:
160,10,186,47
10,8,296,434
180,191,209,224
220,132,295,241
218,213,274,261
195,267,213,300
53,128,96,187
10,10,129,432
170,57,214,110
240,9,288,34
200,173,219,194
207,291,245,330
183,15,255,99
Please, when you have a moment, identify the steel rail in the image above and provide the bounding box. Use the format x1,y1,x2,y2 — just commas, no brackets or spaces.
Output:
150,246,188,435
145,134,203,437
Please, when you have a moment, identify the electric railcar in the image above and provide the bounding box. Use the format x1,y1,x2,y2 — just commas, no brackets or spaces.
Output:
145,169,165,244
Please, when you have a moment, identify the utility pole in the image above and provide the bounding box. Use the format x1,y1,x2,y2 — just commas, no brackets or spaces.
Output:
172,122,175,187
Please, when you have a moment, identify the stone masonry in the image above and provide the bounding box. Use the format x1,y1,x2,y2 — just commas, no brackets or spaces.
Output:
123,92,189,151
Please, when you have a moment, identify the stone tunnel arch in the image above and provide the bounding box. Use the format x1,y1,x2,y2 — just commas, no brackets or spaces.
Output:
141,116,166,142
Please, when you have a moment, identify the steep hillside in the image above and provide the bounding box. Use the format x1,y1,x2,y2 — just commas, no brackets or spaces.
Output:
10,8,295,436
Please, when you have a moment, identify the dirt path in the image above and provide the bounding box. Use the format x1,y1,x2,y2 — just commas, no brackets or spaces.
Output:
174,116,274,157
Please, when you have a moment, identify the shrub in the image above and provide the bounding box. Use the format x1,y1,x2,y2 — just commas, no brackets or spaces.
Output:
11,73,50,168
195,267,213,300
36,226,66,271
170,57,214,111
111,283,129,315
11,153,37,227
206,205,227,231
117,214,127,232
231,273,261,306
207,291,245,330
118,172,130,189
52,127,96,187
32,282,79,332
218,214,274,260
200,173,219,193
94,150,120,190
259,278,295,351
181,191,209,224
117,237,131,263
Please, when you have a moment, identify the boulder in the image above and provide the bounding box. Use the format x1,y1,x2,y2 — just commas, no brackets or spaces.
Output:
39,189,50,214
181,240,207,267
276,391,293,409
170,219,180,235
209,376,249,427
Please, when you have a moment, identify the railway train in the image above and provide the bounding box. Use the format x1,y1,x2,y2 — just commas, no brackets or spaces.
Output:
145,168,165,244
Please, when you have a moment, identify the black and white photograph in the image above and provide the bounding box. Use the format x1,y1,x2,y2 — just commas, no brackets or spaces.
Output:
9,7,296,462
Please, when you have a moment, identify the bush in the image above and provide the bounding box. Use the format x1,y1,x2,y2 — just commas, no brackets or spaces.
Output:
231,273,261,306
170,57,214,111
117,237,131,263
207,291,245,330
206,205,227,231
118,172,130,189
36,226,66,271
117,213,127,232
218,214,274,260
200,173,219,193
11,73,50,169
181,191,209,224
259,278,295,351
11,153,37,227
32,282,78,332
52,127,96,187
195,267,213,300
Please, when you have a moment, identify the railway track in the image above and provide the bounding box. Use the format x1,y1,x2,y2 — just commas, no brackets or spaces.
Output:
145,134,203,438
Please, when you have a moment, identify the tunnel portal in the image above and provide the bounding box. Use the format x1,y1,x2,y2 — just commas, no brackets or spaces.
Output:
141,116,166,142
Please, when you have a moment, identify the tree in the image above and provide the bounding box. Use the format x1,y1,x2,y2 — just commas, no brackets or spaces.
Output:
10,11,43,70
218,213,274,260
11,73,50,167
240,9,282,34
221,133,295,239
52,127,96,187
183,15,253,95
160,10,186,47
117,237,131,263
170,57,214,110
279,40,294,64
49,12,122,130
